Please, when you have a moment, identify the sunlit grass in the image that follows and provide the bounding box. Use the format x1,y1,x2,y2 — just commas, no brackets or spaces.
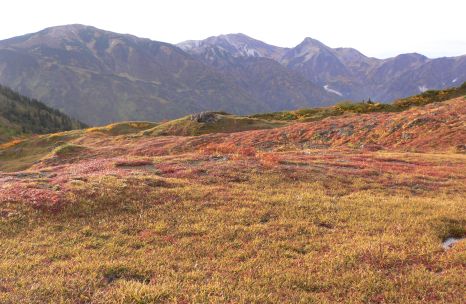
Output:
0,95,465,303
1,151,465,303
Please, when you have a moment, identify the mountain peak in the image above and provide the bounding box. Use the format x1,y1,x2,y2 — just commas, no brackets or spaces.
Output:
299,37,327,48
282,37,333,65
39,24,97,37
394,52,429,60
178,33,287,60
302,37,320,43
44,24,94,31
386,53,430,67
218,33,251,39
36,24,149,43
291,37,331,57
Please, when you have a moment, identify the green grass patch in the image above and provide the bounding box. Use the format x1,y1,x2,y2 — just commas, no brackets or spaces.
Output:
143,113,287,136
50,143,89,158
86,122,158,136
0,130,83,172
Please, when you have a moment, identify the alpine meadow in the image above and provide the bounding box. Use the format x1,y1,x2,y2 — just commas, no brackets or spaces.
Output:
0,1,465,303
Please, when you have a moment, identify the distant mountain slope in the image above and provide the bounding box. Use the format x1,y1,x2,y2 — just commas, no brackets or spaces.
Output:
178,41,339,111
372,55,466,101
0,26,337,125
182,35,466,102
283,41,466,101
0,84,85,143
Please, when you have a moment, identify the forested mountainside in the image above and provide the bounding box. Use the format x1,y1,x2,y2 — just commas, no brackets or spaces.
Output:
0,84,86,143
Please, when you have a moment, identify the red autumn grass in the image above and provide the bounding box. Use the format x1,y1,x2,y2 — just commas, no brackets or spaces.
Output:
258,152,281,168
0,96,465,303
201,142,257,157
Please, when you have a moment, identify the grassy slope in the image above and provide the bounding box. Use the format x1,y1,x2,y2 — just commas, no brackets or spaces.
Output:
0,85,86,143
142,113,287,137
0,150,465,303
86,122,159,136
0,96,464,173
251,82,466,121
205,96,465,153
0,114,286,172
2,83,464,173
0,131,85,172
0,89,465,303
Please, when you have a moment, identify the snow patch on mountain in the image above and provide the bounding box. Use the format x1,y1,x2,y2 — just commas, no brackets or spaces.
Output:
418,85,428,93
324,85,343,96
244,47,259,57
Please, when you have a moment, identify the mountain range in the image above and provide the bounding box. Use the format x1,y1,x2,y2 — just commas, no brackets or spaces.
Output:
0,24,464,125
179,34,466,102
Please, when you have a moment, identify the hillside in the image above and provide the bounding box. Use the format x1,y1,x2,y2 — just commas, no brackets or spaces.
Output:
142,112,287,137
0,84,85,143
0,84,464,172
0,91,465,302
0,25,336,125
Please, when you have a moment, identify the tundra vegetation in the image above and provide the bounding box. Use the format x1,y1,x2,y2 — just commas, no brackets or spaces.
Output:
0,86,465,303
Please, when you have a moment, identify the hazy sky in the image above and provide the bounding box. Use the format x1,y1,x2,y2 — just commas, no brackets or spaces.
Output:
1,0,465,58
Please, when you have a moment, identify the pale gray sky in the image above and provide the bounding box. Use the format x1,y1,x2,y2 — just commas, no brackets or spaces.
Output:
1,0,465,58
